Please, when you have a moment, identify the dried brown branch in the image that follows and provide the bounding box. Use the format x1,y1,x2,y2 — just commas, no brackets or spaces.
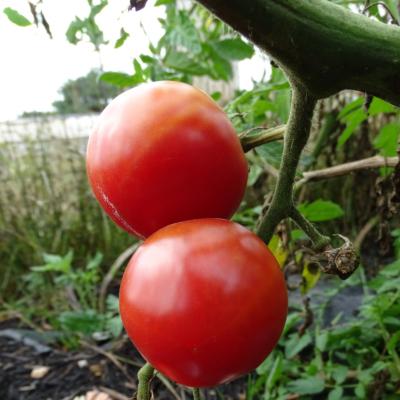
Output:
297,155,398,186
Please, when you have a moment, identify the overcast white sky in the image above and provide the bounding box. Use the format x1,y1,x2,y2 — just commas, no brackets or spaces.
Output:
0,0,268,121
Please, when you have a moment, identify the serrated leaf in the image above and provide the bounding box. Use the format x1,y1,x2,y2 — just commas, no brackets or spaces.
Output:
58,310,104,335
211,38,254,60
164,10,201,53
288,376,325,395
3,7,31,26
298,200,344,222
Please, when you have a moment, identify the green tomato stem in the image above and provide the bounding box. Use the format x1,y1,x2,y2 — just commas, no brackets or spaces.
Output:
257,83,321,244
192,388,202,400
137,362,155,400
290,207,330,250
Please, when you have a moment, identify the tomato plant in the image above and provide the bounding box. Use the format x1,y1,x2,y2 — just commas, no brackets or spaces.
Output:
86,81,248,238
119,218,288,388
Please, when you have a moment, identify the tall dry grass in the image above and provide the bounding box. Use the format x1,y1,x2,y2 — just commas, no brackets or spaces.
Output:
0,116,134,298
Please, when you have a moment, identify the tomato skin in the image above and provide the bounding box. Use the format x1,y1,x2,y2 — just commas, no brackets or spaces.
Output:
86,81,248,238
119,219,288,388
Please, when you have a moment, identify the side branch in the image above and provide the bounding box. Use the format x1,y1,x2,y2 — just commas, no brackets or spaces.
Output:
240,125,285,152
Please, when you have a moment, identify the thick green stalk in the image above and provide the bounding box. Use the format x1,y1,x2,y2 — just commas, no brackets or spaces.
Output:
195,0,400,106
137,363,154,400
257,84,316,243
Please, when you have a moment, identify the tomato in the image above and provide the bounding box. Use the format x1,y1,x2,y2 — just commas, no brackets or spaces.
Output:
86,81,248,238
119,219,288,388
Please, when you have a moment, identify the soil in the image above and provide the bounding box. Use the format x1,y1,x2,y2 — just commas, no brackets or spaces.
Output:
0,319,247,400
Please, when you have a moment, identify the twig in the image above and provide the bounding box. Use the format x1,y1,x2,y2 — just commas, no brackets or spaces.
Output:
156,373,182,400
81,341,135,383
240,124,285,152
99,386,130,400
99,243,140,313
354,216,379,251
296,155,398,187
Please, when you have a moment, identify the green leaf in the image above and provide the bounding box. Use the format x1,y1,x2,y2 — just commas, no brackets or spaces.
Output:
89,0,108,18
338,97,364,119
66,18,85,44
207,48,233,81
288,376,325,395
388,331,400,353
106,315,123,337
256,142,284,168
316,331,329,352
86,252,103,270
373,123,400,157
328,387,343,400
331,365,348,384
164,51,208,76
285,333,312,358
58,310,104,335
155,0,174,5
100,71,143,88
211,91,222,101
3,7,31,26
106,294,120,313
298,200,344,222
211,38,254,60
355,383,366,398
265,353,283,391
338,108,367,147
369,97,397,115
115,28,129,48
163,10,201,53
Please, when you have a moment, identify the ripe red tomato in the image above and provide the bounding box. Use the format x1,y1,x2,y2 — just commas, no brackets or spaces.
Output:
119,219,288,388
86,81,248,238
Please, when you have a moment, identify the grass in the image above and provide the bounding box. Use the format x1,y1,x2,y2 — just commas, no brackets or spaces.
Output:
0,116,135,300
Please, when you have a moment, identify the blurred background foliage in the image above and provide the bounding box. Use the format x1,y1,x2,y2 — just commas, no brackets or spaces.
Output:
1,0,400,398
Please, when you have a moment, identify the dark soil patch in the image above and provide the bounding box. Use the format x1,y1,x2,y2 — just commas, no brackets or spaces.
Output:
0,319,247,400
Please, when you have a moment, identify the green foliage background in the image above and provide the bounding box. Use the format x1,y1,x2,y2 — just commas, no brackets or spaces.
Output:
1,0,400,398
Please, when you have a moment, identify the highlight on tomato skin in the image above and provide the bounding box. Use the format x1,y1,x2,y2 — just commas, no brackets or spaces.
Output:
86,81,248,239
119,218,288,388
